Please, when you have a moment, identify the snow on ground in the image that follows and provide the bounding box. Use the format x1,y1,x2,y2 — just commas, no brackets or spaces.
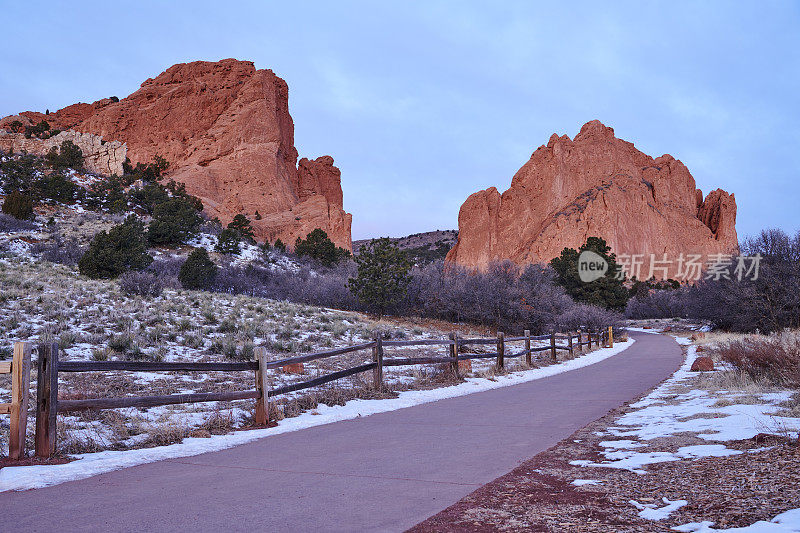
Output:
570,346,800,475
0,339,634,491
568,339,800,530
626,327,665,334
571,479,602,486
630,497,687,521
674,508,800,532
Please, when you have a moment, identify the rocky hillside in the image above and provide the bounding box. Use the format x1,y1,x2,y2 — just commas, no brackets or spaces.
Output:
353,230,457,265
1,59,352,250
446,120,738,277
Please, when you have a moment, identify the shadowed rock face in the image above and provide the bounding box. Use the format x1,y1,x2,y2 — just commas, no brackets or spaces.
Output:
446,120,737,277
2,59,352,250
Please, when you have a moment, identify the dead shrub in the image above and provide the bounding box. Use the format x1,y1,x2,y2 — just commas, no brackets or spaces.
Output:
137,421,191,447
197,409,236,435
712,332,800,387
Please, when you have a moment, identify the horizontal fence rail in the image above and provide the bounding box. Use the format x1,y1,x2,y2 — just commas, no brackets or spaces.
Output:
17,327,614,458
58,361,259,372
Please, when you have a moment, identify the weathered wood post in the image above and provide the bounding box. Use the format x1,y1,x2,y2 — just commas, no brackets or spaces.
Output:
608,326,613,348
524,330,531,367
567,332,574,359
35,342,58,458
9,342,32,460
449,332,459,378
588,331,593,349
254,346,269,426
549,332,557,363
373,331,384,390
577,329,583,354
496,331,505,371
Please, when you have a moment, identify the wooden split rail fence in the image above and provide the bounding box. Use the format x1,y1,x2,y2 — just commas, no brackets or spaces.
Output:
3,327,614,458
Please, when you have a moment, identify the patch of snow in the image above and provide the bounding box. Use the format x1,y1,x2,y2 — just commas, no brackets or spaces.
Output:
674,507,800,531
630,497,687,521
571,479,602,486
8,239,32,257
599,439,646,449
186,233,217,252
675,444,742,459
232,242,263,265
572,344,799,476
0,339,636,491
608,346,800,443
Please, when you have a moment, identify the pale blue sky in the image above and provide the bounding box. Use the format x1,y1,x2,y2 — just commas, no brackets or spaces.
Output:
2,1,798,240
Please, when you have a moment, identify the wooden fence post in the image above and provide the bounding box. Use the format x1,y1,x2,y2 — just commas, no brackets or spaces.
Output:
608,326,613,348
9,342,31,460
524,330,531,367
549,332,557,363
567,332,574,359
496,332,505,371
449,332,459,378
588,331,594,349
373,332,384,390
577,329,582,354
254,347,269,426
35,342,58,458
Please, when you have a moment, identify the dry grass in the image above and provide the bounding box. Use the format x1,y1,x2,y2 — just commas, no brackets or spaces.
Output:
710,331,800,388
0,259,607,456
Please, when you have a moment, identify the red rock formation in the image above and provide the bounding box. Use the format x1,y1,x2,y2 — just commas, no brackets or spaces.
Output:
446,120,737,279
2,59,351,250
690,356,715,372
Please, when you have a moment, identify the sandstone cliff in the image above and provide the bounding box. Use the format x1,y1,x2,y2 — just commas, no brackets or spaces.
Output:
446,120,738,279
2,59,352,250
0,129,127,176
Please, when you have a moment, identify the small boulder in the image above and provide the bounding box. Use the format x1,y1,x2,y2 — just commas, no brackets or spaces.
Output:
282,363,304,374
690,356,714,372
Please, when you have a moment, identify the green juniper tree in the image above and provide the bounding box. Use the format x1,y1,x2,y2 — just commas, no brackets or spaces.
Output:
179,248,218,289
227,214,256,244
78,216,153,279
215,228,241,255
348,238,411,317
295,228,350,267
147,197,203,246
549,236,629,310
45,140,83,170
1,191,34,220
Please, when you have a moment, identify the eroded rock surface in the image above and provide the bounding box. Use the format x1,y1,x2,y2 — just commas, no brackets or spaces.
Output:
0,130,126,176
446,120,737,277
2,59,351,249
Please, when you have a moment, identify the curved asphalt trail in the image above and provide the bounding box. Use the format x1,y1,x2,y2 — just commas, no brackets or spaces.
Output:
0,331,682,532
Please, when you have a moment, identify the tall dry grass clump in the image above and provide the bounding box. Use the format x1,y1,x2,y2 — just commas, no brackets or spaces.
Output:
713,331,800,387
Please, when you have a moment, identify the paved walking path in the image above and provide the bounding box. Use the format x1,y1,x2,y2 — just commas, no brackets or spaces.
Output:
0,331,682,532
